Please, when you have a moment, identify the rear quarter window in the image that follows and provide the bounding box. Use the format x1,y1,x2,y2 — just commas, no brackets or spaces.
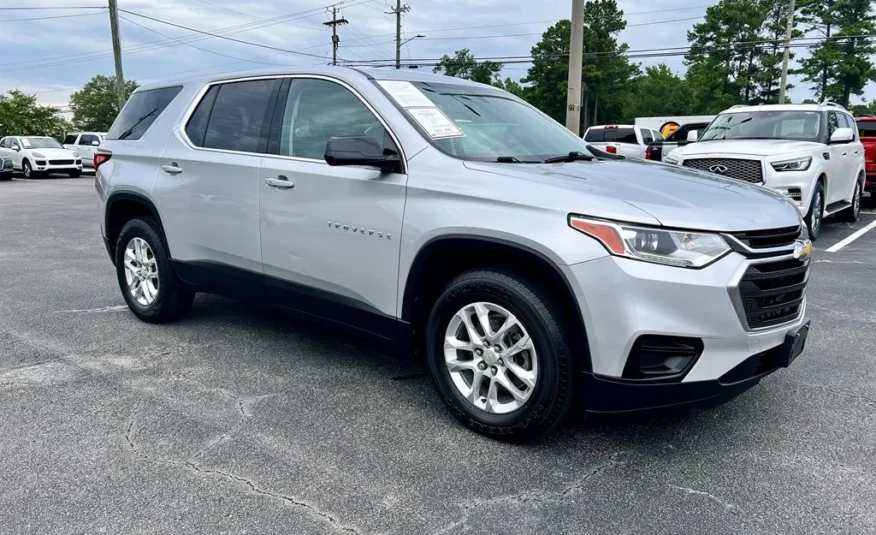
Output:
106,85,183,141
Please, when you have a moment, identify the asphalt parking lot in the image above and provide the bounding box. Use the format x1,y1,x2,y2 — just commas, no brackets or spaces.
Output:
1,176,875,535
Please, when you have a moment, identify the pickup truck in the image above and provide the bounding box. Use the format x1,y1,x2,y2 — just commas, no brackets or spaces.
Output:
856,116,876,193
62,132,106,169
645,121,710,162
582,124,661,158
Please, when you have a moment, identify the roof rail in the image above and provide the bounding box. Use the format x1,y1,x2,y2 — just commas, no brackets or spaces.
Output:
820,99,846,110
728,104,748,109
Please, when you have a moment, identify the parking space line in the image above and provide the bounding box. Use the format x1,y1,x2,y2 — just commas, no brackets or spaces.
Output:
826,217,876,253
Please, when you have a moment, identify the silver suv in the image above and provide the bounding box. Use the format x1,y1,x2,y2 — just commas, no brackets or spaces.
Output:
96,67,812,441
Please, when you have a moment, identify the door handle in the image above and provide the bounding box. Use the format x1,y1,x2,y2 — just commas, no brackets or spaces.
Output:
161,163,183,175
265,175,294,189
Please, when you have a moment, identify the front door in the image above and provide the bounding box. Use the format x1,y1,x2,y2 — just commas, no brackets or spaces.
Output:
258,77,407,338
152,78,281,298
826,111,850,205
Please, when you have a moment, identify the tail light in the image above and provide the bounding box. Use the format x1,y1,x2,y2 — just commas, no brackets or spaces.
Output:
606,145,617,154
645,145,652,160
93,151,112,170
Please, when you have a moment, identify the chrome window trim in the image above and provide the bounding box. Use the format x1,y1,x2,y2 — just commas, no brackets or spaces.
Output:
726,253,809,333
177,73,408,173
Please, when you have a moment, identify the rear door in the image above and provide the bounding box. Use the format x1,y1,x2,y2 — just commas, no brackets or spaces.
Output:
76,134,101,166
62,133,79,152
153,78,280,297
258,76,407,332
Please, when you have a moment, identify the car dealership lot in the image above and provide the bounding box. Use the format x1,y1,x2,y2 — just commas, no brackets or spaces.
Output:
1,178,874,534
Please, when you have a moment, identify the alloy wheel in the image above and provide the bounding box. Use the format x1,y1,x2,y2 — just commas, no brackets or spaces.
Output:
123,237,159,306
853,182,861,219
443,302,538,414
812,190,822,235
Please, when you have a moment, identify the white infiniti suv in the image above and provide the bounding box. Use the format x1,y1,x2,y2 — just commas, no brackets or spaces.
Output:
666,102,865,239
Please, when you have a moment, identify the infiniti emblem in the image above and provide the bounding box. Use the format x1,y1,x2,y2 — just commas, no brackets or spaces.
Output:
709,164,729,174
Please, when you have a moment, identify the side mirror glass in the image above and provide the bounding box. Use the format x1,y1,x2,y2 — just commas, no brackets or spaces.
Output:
830,127,854,143
686,130,699,142
324,135,400,173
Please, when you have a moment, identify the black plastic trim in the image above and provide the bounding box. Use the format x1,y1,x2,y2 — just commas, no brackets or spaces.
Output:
104,191,166,263
620,335,704,383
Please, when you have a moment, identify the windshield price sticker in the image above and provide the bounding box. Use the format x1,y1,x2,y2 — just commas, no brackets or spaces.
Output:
20,139,31,148
407,107,465,139
377,80,434,108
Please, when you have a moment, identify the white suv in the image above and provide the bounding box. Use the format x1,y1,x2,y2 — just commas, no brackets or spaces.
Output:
666,103,865,239
63,132,106,169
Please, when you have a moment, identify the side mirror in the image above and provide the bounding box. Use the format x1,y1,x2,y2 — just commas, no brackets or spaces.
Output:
686,130,699,143
11,145,20,152
92,140,100,146
324,136,400,173
830,127,854,143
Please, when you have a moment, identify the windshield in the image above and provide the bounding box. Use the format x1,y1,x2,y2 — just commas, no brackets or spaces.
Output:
699,111,823,142
379,81,592,162
21,137,63,149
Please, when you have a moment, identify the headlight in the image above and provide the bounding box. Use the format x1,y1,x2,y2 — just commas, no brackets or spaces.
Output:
569,216,731,268
32,152,45,158
663,156,680,165
771,157,811,172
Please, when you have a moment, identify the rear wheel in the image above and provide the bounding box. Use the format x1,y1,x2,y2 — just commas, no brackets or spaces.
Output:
836,179,862,223
425,269,576,442
805,181,824,240
115,217,195,323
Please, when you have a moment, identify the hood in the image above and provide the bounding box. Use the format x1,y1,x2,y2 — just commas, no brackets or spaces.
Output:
28,148,77,158
678,139,823,157
464,158,801,232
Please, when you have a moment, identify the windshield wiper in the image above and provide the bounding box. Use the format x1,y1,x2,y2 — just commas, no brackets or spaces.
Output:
543,151,595,163
496,156,540,163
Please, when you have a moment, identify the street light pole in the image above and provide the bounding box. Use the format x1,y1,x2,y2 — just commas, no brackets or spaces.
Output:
778,0,796,104
107,0,126,111
565,0,585,134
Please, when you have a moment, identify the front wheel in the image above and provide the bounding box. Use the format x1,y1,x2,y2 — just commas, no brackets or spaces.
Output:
115,217,195,323
836,179,862,223
425,269,576,442
805,181,824,240
68,170,81,178
22,160,39,178
0,173,11,182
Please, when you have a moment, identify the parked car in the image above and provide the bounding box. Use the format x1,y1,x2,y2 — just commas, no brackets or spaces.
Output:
855,115,876,193
635,115,716,138
645,121,711,162
0,155,12,181
97,68,811,441
0,136,83,178
665,102,865,239
582,124,660,158
63,132,106,169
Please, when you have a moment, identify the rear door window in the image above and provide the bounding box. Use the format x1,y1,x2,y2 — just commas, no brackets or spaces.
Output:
203,79,279,154
106,85,183,140
604,127,637,144
63,134,78,145
583,129,604,142
78,134,100,145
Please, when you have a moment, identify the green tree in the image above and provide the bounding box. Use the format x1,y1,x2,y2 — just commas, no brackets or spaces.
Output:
492,77,527,99
798,0,876,105
524,0,636,127
622,64,694,119
0,90,71,140
70,74,138,131
433,49,503,84
754,0,803,103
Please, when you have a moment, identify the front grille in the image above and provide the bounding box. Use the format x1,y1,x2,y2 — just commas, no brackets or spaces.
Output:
49,159,74,165
683,158,764,183
1,157,11,169
731,226,801,249
737,258,808,329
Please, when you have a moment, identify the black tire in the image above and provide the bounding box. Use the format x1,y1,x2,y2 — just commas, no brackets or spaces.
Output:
22,160,39,179
805,180,824,241
115,217,194,323
836,178,862,223
68,170,81,178
0,173,11,181
425,269,576,442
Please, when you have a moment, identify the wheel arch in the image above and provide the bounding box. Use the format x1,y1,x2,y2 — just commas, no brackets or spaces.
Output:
401,235,592,372
105,192,167,264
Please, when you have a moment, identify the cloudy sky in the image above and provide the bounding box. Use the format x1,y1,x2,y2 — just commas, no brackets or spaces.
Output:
1,0,873,111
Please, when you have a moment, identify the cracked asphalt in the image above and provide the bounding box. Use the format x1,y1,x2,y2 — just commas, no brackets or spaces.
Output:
1,177,875,535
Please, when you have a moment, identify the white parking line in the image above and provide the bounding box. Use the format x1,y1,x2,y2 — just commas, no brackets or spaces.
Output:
826,216,876,253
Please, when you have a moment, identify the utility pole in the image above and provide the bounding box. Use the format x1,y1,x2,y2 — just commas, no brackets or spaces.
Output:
390,0,410,69
565,0,585,134
778,0,795,104
323,6,348,66
107,0,126,111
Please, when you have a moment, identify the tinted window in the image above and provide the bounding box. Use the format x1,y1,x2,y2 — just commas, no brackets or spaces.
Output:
857,120,876,137
63,134,78,145
107,86,182,140
640,128,653,144
78,134,99,145
279,79,385,160
652,129,664,141
604,127,637,144
204,80,277,153
185,85,219,147
583,129,604,142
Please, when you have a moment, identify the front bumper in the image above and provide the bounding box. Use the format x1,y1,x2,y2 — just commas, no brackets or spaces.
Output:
32,160,83,173
565,252,809,411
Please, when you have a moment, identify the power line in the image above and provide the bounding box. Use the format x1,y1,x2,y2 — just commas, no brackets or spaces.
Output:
0,12,102,23
0,6,104,9
187,0,326,33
